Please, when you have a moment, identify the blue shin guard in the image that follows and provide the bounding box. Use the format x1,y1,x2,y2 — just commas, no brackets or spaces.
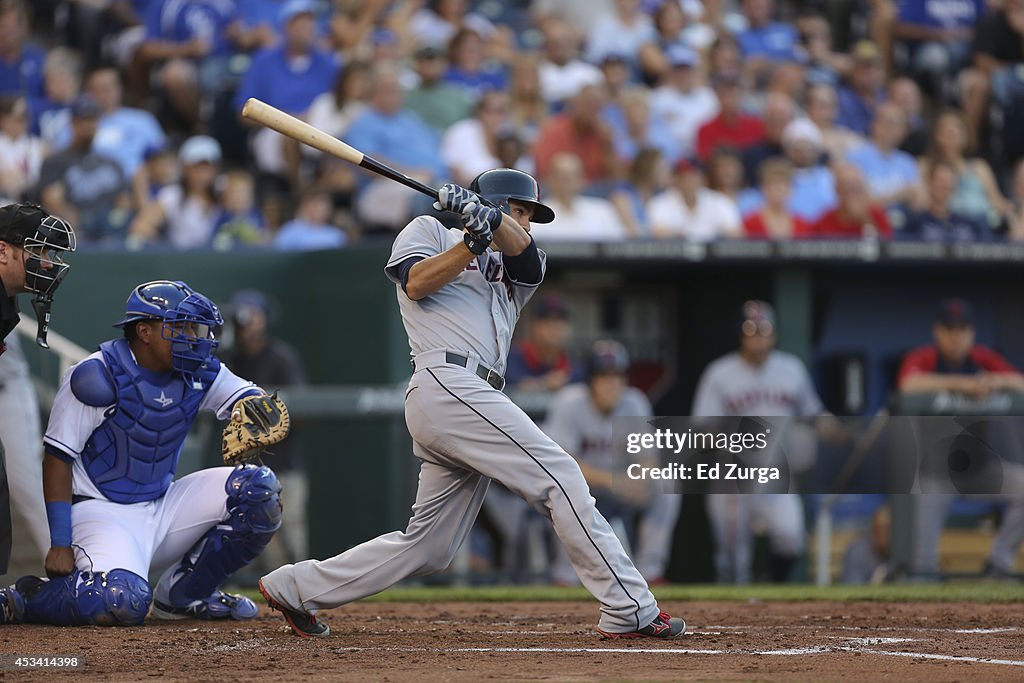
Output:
157,465,282,612
17,569,152,626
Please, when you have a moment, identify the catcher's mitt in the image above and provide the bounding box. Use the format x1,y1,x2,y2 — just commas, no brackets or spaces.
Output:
222,392,290,465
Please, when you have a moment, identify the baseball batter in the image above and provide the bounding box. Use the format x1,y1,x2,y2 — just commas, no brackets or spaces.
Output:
260,169,685,639
0,280,283,626
692,301,824,584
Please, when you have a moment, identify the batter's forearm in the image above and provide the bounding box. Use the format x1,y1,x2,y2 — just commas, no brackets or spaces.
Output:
405,243,478,300
490,214,531,255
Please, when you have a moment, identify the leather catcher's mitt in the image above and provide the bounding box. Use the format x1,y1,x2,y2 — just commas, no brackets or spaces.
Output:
222,392,290,465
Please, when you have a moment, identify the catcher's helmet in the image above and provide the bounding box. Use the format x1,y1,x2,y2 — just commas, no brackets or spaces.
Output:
114,280,223,384
469,168,555,223
586,339,630,379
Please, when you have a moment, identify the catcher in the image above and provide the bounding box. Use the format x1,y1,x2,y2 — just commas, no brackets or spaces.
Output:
0,280,289,626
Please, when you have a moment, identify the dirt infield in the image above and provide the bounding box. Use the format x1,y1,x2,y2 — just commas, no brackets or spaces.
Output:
3,600,1023,682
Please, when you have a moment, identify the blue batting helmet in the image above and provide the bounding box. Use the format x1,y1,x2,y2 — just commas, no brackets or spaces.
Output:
114,280,223,382
586,339,630,379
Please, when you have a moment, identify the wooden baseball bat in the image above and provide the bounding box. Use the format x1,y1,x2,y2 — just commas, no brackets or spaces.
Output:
240,98,439,200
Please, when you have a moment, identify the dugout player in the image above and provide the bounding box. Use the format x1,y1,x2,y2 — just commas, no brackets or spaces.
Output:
0,203,76,577
0,280,283,626
692,300,827,584
546,340,682,585
259,169,685,639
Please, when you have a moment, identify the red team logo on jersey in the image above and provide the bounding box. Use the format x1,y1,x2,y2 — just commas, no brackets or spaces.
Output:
466,256,515,300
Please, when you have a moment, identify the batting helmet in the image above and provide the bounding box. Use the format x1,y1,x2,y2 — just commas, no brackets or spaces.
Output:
114,280,224,383
469,168,555,223
738,300,776,337
586,339,630,379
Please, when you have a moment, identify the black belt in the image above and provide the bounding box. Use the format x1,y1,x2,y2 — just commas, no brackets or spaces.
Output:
444,351,506,391
71,495,94,505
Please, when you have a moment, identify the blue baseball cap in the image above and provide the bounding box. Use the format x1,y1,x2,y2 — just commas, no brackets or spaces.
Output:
280,0,317,23
667,45,699,68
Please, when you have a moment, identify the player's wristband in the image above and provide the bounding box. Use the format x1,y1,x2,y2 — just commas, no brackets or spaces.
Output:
464,230,492,255
46,501,72,548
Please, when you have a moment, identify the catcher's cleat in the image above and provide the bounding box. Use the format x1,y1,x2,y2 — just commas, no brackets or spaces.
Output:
0,585,25,625
258,579,329,637
152,591,259,620
596,611,685,639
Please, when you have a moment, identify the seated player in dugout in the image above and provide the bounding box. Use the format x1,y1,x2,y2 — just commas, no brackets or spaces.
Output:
0,280,288,627
898,298,1024,398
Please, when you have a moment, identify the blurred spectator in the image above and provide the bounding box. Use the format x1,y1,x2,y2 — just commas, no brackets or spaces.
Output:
693,300,825,583
845,102,921,209
706,146,761,217
538,19,603,105
131,145,178,209
741,92,796,185
1006,157,1024,239
38,95,130,244
963,0,1024,151
648,45,718,161
901,160,989,242
225,289,308,567
696,71,766,161
537,152,628,241
898,298,1024,397
603,86,679,165
132,0,238,129
887,76,928,157
345,62,444,231
898,298,1024,579
404,46,474,132
811,163,892,238
585,0,655,67
442,91,518,186
781,117,837,222
534,84,618,186
743,158,810,239
305,59,370,150
805,83,866,163
211,170,266,250
507,54,549,145
795,13,849,86
920,109,1007,230
33,46,81,152
533,0,614,36
610,147,668,237
836,40,886,136
443,26,508,99
406,0,499,50
707,32,744,76
736,0,802,80
893,0,981,98
0,1,45,106
638,0,712,84
86,66,166,177
234,0,340,186
273,189,347,250
0,95,45,200
841,505,891,584
129,134,222,249
649,157,743,240
506,293,584,392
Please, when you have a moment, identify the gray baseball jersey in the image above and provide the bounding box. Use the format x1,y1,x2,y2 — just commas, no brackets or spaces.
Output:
545,384,652,472
261,215,663,634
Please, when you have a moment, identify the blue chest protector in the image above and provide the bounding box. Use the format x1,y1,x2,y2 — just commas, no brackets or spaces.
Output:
76,339,220,503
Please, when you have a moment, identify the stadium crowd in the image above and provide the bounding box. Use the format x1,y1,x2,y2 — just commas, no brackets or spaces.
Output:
4,0,1024,248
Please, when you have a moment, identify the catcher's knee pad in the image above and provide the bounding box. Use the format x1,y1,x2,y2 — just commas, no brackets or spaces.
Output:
161,465,281,607
19,569,152,627
226,464,283,534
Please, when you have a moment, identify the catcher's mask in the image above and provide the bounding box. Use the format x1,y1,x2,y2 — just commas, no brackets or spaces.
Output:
469,168,555,223
0,203,77,348
114,280,223,386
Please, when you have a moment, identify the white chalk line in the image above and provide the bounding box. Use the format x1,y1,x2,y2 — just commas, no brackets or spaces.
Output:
703,625,1017,635
329,642,1024,667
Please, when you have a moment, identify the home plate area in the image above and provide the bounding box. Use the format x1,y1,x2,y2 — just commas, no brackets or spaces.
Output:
3,601,1022,682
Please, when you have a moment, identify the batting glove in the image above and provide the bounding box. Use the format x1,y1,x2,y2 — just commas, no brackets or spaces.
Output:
433,183,479,214
461,200,502,237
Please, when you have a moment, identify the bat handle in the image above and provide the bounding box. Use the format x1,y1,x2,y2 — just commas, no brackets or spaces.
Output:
360,157,439,200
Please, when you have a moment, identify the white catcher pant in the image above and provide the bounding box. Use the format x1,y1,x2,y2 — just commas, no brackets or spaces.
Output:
262,364,661,633
0,335,47,558
71,467,234,587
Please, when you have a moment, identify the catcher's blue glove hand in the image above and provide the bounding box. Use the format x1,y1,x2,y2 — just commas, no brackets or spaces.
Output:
433,183,479,214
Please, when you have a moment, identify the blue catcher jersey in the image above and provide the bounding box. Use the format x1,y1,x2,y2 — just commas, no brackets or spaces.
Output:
44,339,261,504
